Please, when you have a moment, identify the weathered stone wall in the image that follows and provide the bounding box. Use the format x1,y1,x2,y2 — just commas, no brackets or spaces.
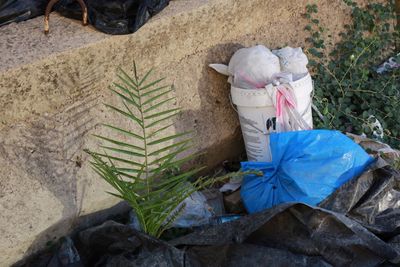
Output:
0,0,364,265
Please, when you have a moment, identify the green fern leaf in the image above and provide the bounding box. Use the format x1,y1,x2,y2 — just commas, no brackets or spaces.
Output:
144,108,181,120
102,124,144,140
147,131,193,146
141,85,170,97
142,89,174,106
145,113,180,128
86,64,210,238
93,135,144,151
143,97,176,113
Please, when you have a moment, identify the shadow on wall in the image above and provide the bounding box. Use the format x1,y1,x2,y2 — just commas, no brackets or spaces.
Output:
175,42,247,173
13,201,131,267
11,42,248,266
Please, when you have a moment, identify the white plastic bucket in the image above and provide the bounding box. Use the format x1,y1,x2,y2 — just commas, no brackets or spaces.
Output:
231,73,313,162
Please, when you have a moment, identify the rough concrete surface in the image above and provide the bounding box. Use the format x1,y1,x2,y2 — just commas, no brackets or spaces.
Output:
0,0,365,265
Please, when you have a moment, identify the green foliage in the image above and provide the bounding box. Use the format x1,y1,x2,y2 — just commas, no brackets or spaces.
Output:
85,63,213,238
304,0,400,147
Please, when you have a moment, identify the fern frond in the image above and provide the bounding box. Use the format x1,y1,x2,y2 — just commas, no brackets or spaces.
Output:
147,123,174,139
148,145,193,166
142,89,174,106
151,152,204,174
104,104,143,128
100,146,145,158
102,124,144,140
89,152,144,168
109,88,139,109
138,68,154,86
86,64,210,238
148,139,192,156
145,113,180,128
140,77,166,91
112,82,139,99
144,108,181,120
141,85,170,97
93,135,144,151
147,131,192,146
117,67,139,87
143,97,176,113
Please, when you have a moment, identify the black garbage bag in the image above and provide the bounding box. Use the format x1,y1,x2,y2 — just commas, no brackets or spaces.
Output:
19,161,400,267
0,0,169,35
320,165,400,237
55,0,170,34
0,0,47,27
74,165,400,267
77,221,189,266
171,203,400,267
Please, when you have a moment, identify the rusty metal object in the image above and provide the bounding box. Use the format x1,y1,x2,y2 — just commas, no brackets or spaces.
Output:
44,0,88,34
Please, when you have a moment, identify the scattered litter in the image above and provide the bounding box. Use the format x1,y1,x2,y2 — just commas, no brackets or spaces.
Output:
128,210,142,231
209,214,242,225
363,115,384,139
223,190,245,214
0,0,170,34
201,189,225,216
170,190,214,228
230,73,313,161
272,46,309,81
219,172,243,193
0,0,47,27
46,237,81,267
376,53,400,74
347,133,400,168
55,0,170,34
210,45,281,89
210,44,313,162
240,130,374,213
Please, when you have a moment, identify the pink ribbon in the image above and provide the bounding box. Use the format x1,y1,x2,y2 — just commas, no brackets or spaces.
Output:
276,85,297,131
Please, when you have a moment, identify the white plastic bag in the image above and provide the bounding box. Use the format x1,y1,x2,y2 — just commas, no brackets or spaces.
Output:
272,47,309,81
210,45,281,89
171,191,213,228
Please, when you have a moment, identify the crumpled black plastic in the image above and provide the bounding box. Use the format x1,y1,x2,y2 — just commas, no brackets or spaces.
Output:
77,221,188,266
320,165,400,237
19,162,400,267
55,0,170,34
73,164,400,267
0,0,47,27
0,0,169,34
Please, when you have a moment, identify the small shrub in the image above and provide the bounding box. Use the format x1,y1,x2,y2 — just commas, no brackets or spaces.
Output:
304,0,400,147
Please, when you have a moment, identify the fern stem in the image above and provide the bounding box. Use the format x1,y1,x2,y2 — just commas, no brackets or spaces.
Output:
135,74,151,198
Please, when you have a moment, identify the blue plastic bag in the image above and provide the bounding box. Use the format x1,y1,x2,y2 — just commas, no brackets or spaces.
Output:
241,130,374,213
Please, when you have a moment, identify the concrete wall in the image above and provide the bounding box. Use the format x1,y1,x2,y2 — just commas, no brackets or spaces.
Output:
0,0,361,265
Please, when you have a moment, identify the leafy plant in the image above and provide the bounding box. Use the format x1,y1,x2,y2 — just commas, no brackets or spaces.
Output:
85,63,212,238
304,0,400,147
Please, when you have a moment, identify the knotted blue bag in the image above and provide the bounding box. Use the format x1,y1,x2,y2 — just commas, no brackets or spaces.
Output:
241,130,374,213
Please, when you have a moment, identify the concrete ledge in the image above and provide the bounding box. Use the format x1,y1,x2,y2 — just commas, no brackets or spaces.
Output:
0,0,357,265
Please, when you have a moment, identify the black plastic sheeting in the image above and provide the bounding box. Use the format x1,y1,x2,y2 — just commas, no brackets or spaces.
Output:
55,0,170,34
30,162,400,267
0,0,47,27
0,0,169,34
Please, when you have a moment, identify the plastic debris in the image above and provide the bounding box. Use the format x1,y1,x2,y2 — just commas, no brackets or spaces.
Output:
376,53,400,74
209,45,281,89
209,214,242,225
240,130,374,213
55,0,170,34
170,191,212,228
272,47,309,81
46,237,81,267
0,0,47,27
0,0,170,35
